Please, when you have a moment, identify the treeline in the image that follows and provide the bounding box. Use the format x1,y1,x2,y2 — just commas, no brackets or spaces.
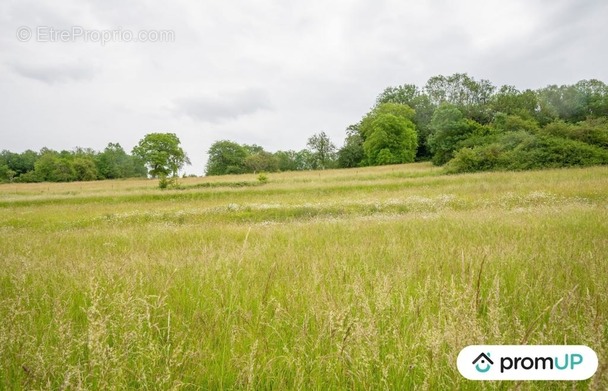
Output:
205,133,337,175
368,74,608,172
0,143,147,183
3,74,608,183
206,74,608,175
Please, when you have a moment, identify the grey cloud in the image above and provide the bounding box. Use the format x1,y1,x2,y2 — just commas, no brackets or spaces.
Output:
0,0,606,174
3,1,73,28
174,89,272,123
10,61,97,84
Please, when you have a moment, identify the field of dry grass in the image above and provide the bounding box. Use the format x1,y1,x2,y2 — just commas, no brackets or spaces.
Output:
1,163,607,389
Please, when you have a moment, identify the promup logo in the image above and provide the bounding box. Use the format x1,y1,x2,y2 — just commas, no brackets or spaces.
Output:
472,352,493,373
457,345,598,381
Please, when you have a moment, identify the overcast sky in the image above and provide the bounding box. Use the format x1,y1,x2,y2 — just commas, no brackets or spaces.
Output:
1,0,607,174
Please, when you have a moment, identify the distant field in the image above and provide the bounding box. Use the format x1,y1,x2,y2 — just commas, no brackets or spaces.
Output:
1,163,606,390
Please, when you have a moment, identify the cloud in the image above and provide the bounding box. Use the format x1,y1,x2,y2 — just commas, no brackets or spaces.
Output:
10,61,98,84
0,0,606,174
174,88,272,123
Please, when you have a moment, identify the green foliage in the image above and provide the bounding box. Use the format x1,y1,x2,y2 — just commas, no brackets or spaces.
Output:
4,74,608,182
1,145,145,183
158,174,169,189
157,174,179,189
0,164,16,182
274,150,300,171
337,133,365,168
72,157,98,181
206,140,321,176
490,85,538,120
1,149,38,177
375,86,435,156
370,75,608,164
96,143,146,179
508,135,608,169
446,132,608,173
362,113,418,165
293,149,316,170
357,103,418,167
306,131,336,169
491,113,540,133
132,133,190,178
257,173,268,183
539,119,608,149
205,140,249,175
33,153,76,182
576,79,608,117
244,151,279,173
427,104,479,165
424,73,495,123
360,103,415,140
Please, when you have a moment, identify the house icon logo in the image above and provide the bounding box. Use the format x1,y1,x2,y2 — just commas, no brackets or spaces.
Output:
472,352,494,373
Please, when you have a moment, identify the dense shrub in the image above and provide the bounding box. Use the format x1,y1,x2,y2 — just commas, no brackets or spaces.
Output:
446,132,608,173
539,119,608,149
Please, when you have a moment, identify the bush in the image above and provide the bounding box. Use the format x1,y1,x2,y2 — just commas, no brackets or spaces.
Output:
446,132,608,173
540,119,608,149
445,144,503,173
508,135,608,169
257,173,268,184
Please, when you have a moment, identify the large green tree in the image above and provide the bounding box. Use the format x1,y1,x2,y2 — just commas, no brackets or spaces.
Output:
132,133,190,178
362,114,418,165
376,85,435,159
205,140,249,176
358,103,418,166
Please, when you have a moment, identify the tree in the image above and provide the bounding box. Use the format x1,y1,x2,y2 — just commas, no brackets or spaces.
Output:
294,149,316,170
576,79,608,118
95,143,147,179
307,132,336,169
362,114,418,165
424,73,495,123
274,150,299,171
360,103,416,141
376,85,435,159
0,164,15,182
242,144,265,155
244,151,279,173
205,140,249,175
73,157,99,181
33,152,76,182
536,84,586,123
132,133,190,178
490,85,538,120
1,149,38,179
358,103,418,166
427,104,481,165
337,133,364,168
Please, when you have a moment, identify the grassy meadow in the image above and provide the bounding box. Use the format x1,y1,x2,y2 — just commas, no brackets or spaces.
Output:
0,162,607,390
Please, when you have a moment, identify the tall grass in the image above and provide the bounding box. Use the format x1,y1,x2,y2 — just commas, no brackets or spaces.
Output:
0,163,606,389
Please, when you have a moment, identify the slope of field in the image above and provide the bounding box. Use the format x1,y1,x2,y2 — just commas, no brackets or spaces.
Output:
1,163,607,390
